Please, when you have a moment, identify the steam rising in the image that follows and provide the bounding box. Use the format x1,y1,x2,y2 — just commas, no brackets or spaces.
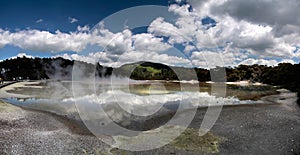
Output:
5,81,260,123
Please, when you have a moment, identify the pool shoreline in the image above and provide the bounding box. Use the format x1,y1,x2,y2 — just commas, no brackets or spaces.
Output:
0,81,299,154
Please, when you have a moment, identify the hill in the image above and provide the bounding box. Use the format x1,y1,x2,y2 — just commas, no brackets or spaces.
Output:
0,57,299,93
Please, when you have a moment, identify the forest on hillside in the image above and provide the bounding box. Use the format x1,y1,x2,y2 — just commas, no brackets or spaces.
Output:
0,57,299,93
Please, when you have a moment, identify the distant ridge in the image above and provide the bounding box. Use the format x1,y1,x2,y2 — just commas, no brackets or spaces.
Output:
0,57,299,93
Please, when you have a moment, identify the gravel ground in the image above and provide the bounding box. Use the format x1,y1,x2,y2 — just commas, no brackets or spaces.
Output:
0,101,110,155
190,90,300,155
0,89,299,155
127,90,300,155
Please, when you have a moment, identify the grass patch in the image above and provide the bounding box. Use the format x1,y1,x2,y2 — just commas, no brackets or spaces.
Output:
170,128,223,153
109,148,129,155
137,65,161,76
80,127,223,154
81,148,110,155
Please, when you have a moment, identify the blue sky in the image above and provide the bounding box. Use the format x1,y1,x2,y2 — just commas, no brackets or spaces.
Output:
0,0,168,32
0,0,168,60
0,0,299,67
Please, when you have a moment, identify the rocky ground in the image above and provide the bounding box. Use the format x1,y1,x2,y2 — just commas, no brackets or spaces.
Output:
193,90,300,155
0,100,109,155
0,84,299,154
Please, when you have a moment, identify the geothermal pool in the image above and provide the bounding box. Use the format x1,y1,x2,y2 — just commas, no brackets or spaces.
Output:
2,80,278,118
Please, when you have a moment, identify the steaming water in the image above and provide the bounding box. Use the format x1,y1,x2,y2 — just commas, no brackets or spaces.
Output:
2,80,278,123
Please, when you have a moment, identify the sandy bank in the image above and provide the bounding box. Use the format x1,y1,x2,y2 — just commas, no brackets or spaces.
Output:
0,81,42,98
206,80,265,86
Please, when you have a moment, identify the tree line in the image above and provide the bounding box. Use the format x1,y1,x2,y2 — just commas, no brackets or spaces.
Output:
0,57,299,94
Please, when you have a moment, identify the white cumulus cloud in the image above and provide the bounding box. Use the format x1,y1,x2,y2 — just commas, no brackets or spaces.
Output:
1,1,300,67
36,19,43,23
68,17,78,23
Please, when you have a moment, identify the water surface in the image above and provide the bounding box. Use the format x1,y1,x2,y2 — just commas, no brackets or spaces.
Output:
3,81,278,118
